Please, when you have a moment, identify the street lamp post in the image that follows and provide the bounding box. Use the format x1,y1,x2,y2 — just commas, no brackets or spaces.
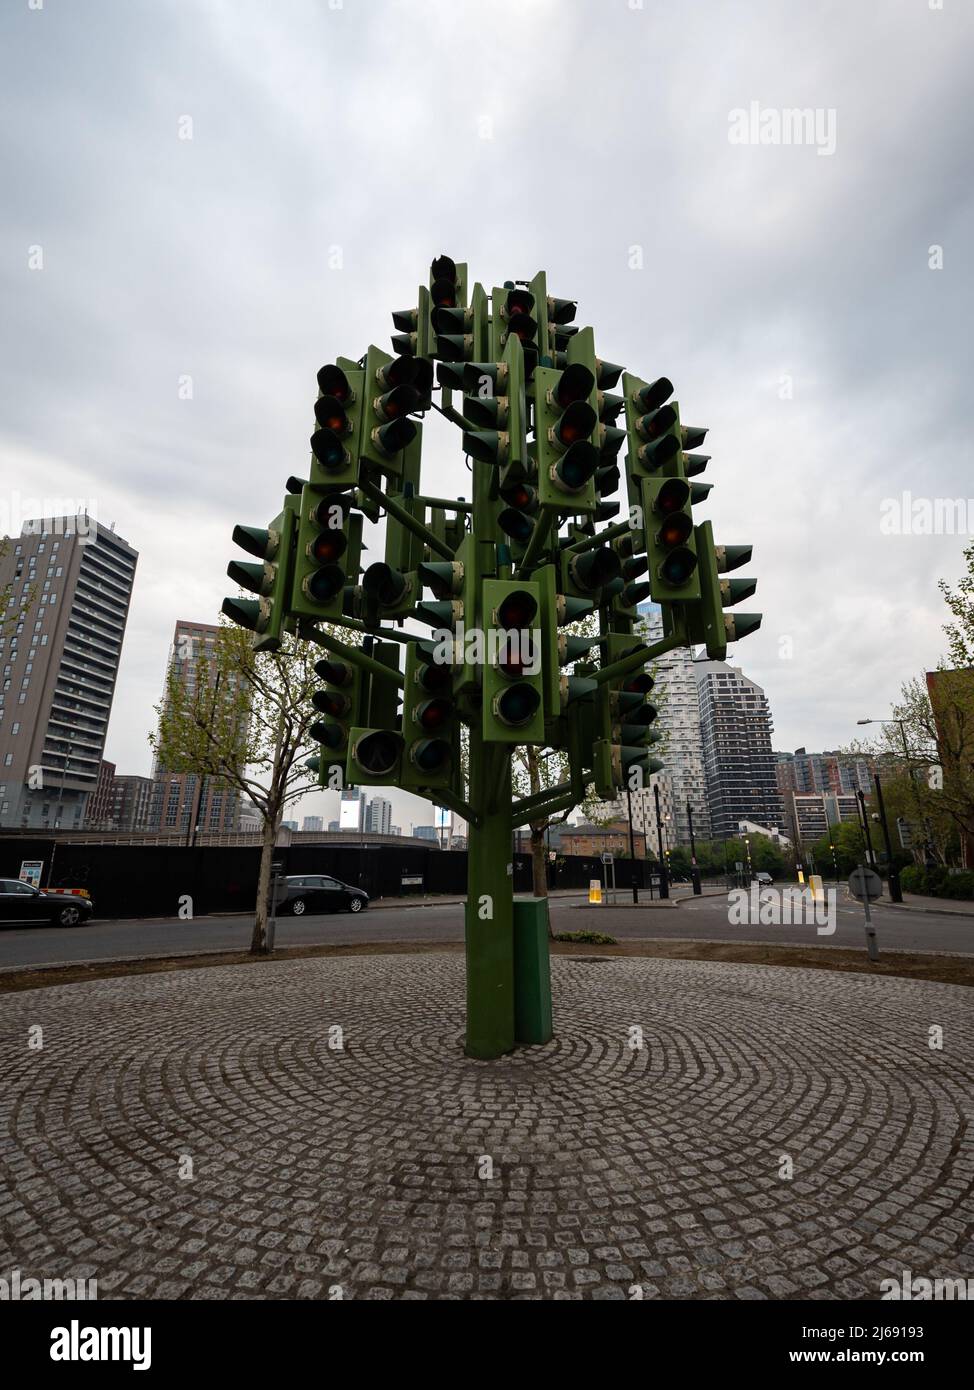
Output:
686,800,702,895
625,783,639,905
653,782,668,899
858,716,935,867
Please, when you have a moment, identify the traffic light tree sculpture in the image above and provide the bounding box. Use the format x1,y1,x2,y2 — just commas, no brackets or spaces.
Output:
223,257,760,1060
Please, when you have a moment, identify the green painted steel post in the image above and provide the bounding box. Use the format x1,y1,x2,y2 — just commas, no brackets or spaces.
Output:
464,731,515,1058
513,896,553,1044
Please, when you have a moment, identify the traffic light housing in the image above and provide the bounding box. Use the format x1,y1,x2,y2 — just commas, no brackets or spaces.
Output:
481,578,545,744
288,487,363,622
642,473,702,603
222,497,298,652
688,519,760,660
400,642,457,791
309,655,364,787
346,727,404,787
533,328,602,514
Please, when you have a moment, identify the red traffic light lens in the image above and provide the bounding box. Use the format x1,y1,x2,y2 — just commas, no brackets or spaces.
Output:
316,365,352,402
416,697,451,733
553,363,596,409
655,478,691,514
310,531,347,565
496,590,538,630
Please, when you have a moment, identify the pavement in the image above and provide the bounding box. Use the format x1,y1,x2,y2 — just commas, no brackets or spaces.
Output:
1,952,971,1300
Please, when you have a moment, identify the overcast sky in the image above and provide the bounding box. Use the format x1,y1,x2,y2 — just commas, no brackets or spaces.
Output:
2,0,971,833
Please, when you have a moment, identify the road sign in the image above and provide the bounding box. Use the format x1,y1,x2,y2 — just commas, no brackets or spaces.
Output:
19,860,43,889
849,866,883,901
601,852,614,865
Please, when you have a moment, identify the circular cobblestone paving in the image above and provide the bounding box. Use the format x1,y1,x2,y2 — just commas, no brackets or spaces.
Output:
1,955,972,1300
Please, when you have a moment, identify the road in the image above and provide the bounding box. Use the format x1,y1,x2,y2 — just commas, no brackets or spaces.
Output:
0,889,971,969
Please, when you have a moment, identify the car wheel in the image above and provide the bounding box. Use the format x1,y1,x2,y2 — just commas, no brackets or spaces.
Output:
291,899,306,916
57,904,82,928
348,897,363,913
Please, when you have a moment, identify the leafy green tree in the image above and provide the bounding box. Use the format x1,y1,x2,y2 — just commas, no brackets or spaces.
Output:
149,621,322,954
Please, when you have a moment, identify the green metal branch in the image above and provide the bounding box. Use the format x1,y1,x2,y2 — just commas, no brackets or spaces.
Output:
415,495,473,513
296,623,405,687
512,791,577,829
516,510,554,576
589,631,685,688
432,786,482,831
562,518,633,555
356,477,455,560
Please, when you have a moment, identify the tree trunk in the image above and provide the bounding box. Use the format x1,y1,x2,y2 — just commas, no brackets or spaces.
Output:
251,815,278,955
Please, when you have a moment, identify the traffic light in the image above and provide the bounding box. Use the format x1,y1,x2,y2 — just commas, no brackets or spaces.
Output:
309,656,364,787
346,726,404,787
533,327,602,514
222,498,298,652
311,361,363,491
400,642,457,791
489,283,540,376
361,560,417,622
481,578,545,744
558,543,621,600
688,519,760,660
593,738,664,800
357,347,426,474
642,474,702,602
497,477,539,545
288,487,363,622
461,332,528,478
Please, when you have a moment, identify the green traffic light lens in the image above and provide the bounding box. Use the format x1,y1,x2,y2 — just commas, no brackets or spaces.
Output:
410,739,451,774
373,417,417,455
498,508,535,543
304,566,344,602
554,441,599,491
659,546,698,585
494,684,541,727
310,428,348,472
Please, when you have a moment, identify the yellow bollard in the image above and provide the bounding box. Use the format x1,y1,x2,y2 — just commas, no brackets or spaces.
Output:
809,873,824,902
589,879,602,904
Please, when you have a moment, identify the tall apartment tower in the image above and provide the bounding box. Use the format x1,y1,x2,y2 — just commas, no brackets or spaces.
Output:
148,620,242,835
365,795,392,835
695,660,783,839
623,605,711,849
0,518,137,828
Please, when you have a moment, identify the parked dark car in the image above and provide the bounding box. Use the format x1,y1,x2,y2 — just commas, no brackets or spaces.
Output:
0,879,95,927
280,875,368,916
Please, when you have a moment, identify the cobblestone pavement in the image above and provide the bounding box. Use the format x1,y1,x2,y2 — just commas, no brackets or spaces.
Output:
1,956,972,1300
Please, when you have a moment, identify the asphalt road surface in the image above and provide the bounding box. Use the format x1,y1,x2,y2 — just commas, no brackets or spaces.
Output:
0,889,971,970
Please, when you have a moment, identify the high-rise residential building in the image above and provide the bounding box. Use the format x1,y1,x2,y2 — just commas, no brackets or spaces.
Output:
364,795,392,835
109,774,153,832
86,758,117,827
302,815,323,833
775,747,874,798
0,518,137,828
327,819,340,833
148,621,245,835
695,660,783,840
617,605,711,849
